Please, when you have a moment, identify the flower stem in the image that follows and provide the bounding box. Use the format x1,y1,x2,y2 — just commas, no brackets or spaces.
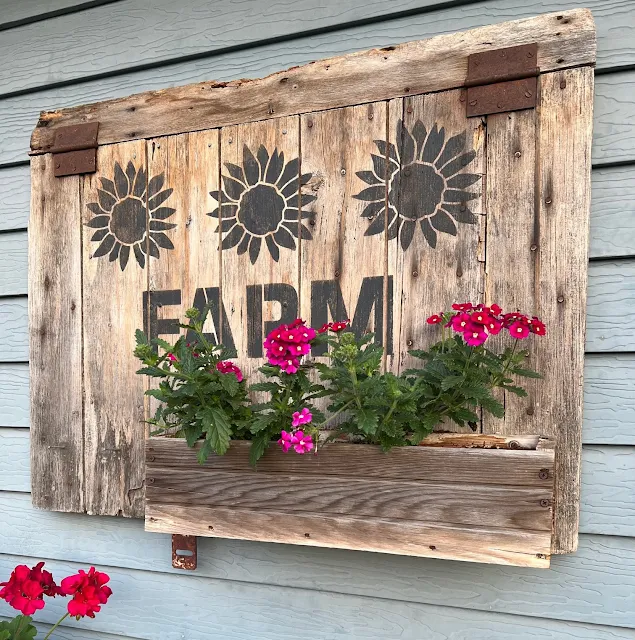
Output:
43,613,69,640
317,400,354,429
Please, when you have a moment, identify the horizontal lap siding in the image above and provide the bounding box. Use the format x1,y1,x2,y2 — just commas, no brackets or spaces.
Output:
2,0,635,638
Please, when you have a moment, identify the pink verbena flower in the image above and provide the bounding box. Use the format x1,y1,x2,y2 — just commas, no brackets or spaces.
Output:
277,430,294,453
292,407,312,428
166,353,177,363
426,314,442,325
216,360,244,382
264,319,316,373
509,321,530,339
450,312,471,332
463,323,488,346
292,431,314,454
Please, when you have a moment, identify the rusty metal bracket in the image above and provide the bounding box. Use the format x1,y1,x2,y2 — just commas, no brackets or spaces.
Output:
172,534,197,570
465,43,539,117
49,122,99,177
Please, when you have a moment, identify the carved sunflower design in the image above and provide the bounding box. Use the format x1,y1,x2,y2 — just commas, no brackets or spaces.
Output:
209,145,315,265
85,161,176,270
353,120,481,250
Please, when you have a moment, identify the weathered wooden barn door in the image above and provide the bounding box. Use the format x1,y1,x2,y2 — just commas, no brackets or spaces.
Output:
29,9,595,555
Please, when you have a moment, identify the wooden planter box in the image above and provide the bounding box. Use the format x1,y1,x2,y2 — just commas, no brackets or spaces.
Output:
145,435,556,568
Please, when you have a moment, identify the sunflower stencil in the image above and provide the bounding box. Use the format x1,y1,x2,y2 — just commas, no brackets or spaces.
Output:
85,161,176,270
353,120,481,250
209,145,315,265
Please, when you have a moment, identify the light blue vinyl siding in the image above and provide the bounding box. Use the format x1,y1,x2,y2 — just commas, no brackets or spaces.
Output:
1,0,634,637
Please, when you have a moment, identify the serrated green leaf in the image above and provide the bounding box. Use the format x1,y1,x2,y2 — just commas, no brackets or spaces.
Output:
502,384,528,397
441,375,464,391
249,433,270,467
479,396,506,418
354,408,379,435
0,616,37,640
249,382,282,393
218,372,240,396
511,367,542,379
135,329,149,346
202,407,232,456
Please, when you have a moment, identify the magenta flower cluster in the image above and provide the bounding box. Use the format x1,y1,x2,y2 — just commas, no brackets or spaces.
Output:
278,408,314,454
216,360,244,382
264,319,316,374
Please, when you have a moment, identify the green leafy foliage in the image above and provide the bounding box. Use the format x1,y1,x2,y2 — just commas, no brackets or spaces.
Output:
133,307,252,463
0,616,37,640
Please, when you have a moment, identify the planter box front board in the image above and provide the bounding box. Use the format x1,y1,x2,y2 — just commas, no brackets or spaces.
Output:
29,8,595,559
146,438,556,568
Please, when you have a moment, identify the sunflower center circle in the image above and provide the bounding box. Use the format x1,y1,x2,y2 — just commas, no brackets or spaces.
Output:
110,197,147,245
392,162,445,220
238,184,285,236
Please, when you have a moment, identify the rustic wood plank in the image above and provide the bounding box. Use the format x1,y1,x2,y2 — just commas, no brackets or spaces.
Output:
81,140,147,517
30,9,595,154
29,154,84,512
219,117,301,385
146,503,551,567
299,102,388,356
390,89,485,391
483,108,538,434
147,468,553,530
419,433,542,449
146,438,554,487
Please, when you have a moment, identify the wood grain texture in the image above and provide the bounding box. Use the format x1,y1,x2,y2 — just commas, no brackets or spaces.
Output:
220,117,300,384
81,141,147,517
1,489,634,625
146,438,554,567
30,9,595,153
299,103,387,358
2,554,635,640
29,154,84,512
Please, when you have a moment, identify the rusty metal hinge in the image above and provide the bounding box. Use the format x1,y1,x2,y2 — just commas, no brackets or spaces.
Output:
50,122,99,177
172,534,197,570
465,44,539,117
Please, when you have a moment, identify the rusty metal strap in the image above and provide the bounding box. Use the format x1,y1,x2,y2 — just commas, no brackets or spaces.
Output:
172,534,197,570
49,122,99,177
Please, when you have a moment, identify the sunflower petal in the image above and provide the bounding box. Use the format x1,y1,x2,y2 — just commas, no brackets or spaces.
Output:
265,235,280,262
274,227,296,249
224,163,246,184
86,202,105,216
220,204,238,219
219,218,236,232
447,173,481,189
420,218,437,248
361,201,385,219
98,190,116,211
353,185,385,202
249,236,261,264
431,209,457,235
443,189,480,203
119,245,130,271
134,244,145,268
243,146,260,186
442,204,477,224
125,162,136,191
299,224,312,240
209,190,221,203
371,154,387,179
284,207,299,221
147,174,165,198
100,178,116,196
387,214,401,240
257,146,270,181
148,189,174,209
400,220,416,250
208,207,220,219
93,234,115,258
374,140,398,163
299,172,312,187
281,221,300,238
222,176,245,201
412,120,427,159
133,167,147,198
91,228,109,242
277,158,299,189
114,163,129,198
435,131,466,169
286,193,317,208
356,170,380,186
365,214,387,236
86,215,110,229
149,220,177,231
151,232,175,249
109,241,121,262
152,207,177,220
397,120,416,165
265,150,284,184
221,225,243,250
422,124,445,163
440,150,477,178
147,239,160,259
281,180,299,198
237,233,250,255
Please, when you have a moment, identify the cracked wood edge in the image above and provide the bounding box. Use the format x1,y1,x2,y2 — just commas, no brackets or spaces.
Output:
30,9,596,154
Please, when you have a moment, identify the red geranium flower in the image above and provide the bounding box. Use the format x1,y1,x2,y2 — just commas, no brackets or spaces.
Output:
330,320,350,333
61,567,112,620
0,562,61,616
426,314,442,325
